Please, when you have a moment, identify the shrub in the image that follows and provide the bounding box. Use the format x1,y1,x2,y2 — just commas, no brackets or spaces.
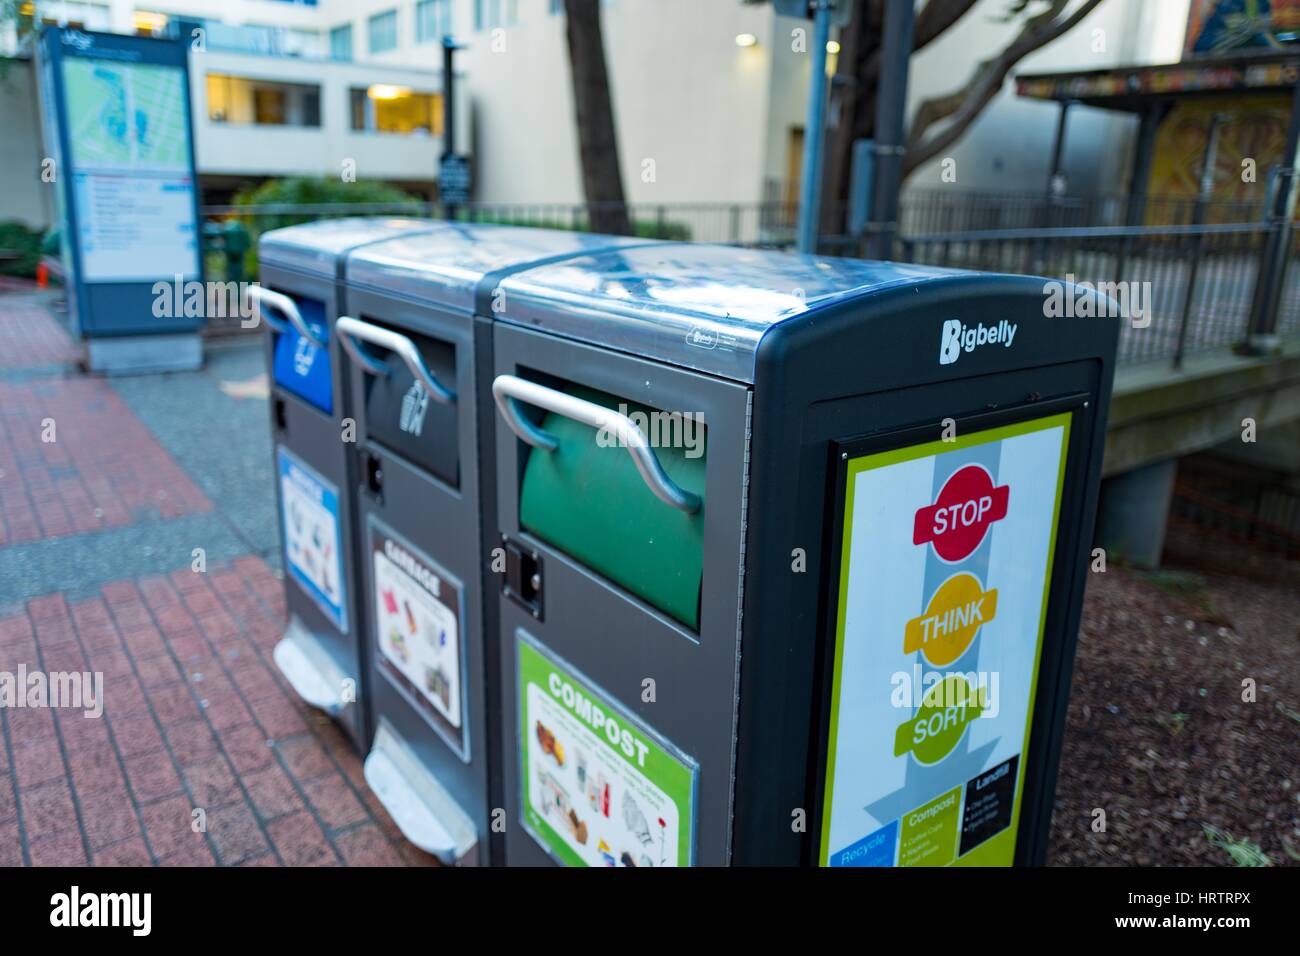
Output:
0,221,44,278
223,176,426,277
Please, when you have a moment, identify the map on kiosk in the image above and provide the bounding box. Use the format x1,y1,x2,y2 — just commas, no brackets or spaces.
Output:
62,58,199,282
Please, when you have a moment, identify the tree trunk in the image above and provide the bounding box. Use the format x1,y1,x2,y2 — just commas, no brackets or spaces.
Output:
564,0,631,235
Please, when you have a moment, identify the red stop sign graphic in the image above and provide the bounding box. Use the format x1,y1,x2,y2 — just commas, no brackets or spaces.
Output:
913,465,1010,561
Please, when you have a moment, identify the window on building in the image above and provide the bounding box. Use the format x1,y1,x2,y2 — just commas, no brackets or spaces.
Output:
24,1,111,34
350,86,443,136
206,74,322,127
416,0,454,43
368,9,398,53
475,0,509,31
330,24,353,61
280,28,323,57
132,10,168,36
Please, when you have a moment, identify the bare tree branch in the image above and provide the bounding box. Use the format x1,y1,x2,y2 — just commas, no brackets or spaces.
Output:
903,0,1105,178
860,0,978,90
914,0,981,53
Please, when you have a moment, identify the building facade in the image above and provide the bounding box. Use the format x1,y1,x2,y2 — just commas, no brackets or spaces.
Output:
2,0,1189,232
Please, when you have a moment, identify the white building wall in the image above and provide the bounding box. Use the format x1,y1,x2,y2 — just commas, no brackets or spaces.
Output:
3,0,1197,222
0,60,55,228
191,50,448,182
444,0,778,206
905,0,1191,195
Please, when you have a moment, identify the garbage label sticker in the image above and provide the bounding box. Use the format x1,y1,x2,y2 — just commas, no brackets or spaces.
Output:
820,412,1072,867
278,447,346,633
371,519,466,757
518,634,697,867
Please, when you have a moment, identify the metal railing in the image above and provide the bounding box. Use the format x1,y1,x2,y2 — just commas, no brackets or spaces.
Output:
899,222,1297,367
200,191,1300,360
899,188,1268,235
202,199,802,252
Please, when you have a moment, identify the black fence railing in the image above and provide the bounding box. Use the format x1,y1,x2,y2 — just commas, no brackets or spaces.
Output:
202,200,803,256
899,189,1269,235
200,192,1300,361
898,223,1283,367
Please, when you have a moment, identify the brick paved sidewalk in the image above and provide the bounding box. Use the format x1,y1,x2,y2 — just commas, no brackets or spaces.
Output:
0,559,428,866
0,291,432,866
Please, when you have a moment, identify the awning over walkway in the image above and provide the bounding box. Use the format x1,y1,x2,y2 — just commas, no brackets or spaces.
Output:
1016,53,1299,112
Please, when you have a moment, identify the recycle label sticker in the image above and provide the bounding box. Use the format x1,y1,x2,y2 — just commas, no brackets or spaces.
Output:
278,447,346,633
821,411,1072,868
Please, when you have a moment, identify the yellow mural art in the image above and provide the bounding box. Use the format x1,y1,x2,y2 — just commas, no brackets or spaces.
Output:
1146,94,1291,223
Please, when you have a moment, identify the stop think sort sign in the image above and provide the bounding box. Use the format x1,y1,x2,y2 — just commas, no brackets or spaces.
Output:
912,464,1010,562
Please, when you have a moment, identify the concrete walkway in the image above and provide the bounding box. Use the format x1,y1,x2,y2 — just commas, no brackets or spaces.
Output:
0,291,431,866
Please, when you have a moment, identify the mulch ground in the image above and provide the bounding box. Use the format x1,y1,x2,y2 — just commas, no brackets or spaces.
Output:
1047,523,1300,866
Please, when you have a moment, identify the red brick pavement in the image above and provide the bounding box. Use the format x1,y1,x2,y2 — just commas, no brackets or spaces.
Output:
0,377,212,546
0,294,78,369
0,556,435,866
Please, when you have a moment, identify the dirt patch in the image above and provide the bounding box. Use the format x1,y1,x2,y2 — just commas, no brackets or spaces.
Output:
1047,525,1300,866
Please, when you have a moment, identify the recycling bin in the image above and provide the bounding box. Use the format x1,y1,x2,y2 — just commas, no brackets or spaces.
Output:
335,225,647,865
486,243,1117,867
253,218,443,751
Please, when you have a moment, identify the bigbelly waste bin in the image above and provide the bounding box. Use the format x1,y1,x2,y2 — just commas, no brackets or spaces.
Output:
487,243,1117,867
253,218,443,750
336,225,647,865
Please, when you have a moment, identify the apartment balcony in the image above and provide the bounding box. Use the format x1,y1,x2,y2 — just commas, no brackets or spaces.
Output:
190,48,459,185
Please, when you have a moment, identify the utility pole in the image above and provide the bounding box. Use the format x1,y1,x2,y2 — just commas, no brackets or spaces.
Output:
866,0,916,261
439,36,470,220
795,0,834,254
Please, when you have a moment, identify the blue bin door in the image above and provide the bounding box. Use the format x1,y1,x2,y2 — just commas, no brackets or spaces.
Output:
272,296,333,415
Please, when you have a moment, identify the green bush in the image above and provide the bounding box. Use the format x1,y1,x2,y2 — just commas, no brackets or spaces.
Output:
227,177,426,278
452,208,692,241
0,221,44,278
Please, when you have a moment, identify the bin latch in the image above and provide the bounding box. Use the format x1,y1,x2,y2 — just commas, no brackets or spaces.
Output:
502,537,543,620
363,450,384,500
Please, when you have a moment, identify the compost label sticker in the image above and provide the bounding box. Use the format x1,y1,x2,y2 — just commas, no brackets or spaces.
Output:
518,635,697,867
371,521,465,754
821,411,1072,868
278,447,346,632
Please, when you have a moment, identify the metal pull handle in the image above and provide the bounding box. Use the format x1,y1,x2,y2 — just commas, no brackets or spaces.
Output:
492,374,701,514
336,316,456,405
246,286,325,348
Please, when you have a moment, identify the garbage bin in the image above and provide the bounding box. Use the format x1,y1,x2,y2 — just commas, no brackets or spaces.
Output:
486,243,1117,866
253,218,444,751
336,224,649,865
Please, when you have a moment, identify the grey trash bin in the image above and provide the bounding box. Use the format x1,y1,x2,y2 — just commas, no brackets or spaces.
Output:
336,224,648,865
253,218,444,751
484,243,1117,867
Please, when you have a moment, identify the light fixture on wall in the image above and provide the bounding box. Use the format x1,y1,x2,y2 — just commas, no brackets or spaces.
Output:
368,84,412,101
735,33,758,48
826,40,840,54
